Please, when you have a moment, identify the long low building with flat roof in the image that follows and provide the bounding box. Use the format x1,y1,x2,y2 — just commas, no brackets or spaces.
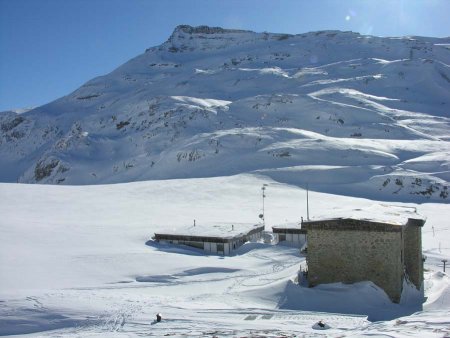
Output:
153,223,264,255
272,223,307,249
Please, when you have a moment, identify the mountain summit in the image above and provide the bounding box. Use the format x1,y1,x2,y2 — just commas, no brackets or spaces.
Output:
1,25,449,201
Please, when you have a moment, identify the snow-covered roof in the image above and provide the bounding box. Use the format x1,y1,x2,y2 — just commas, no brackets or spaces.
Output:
272,222,302,229
302,204,425,232
304,204,426,228
154,222,264,240
272,222,307,234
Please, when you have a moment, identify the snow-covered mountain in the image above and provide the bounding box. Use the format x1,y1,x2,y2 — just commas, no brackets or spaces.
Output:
1,25,449,201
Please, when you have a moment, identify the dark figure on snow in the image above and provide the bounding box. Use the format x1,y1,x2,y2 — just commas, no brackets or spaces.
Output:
156,313,162,322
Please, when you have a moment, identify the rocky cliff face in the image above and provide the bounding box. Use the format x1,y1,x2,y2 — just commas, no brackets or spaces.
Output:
1,25,449,201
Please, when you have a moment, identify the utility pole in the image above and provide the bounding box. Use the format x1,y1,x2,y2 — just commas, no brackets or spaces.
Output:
306,183,310,221
261,184,267,226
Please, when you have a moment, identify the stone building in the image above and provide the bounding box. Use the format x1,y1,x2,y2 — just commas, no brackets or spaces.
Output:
154,223,264,256
302,210,425,303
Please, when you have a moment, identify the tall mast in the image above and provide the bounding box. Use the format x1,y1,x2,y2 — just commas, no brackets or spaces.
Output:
306,183,310,221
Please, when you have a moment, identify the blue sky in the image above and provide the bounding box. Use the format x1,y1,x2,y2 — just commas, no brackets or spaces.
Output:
0,0,449,111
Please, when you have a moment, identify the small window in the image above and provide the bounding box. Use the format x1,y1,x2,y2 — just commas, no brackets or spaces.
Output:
185,241,203,249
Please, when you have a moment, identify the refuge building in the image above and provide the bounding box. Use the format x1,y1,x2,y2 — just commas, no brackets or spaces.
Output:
302,205,425,303
153,223,264,255
272,223,307,249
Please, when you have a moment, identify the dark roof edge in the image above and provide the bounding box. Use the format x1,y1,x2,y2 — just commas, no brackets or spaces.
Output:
407,218,426,227
302,218,403,232
272,227,307,234
154,225,265,243
302,217,403,226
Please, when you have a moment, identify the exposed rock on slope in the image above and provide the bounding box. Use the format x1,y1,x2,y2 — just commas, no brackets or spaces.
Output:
1,25,449,201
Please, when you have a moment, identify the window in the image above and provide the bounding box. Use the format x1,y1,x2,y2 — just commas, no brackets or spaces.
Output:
183,241,204,249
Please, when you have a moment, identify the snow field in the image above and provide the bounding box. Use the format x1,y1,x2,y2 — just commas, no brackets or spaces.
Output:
0,174,449,336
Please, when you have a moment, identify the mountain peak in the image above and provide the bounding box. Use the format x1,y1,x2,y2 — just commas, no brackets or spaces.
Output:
162,24,259,53
172,24,252,35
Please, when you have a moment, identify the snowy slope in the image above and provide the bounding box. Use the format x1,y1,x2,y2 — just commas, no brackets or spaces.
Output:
0,174,449,337
1,25,449,202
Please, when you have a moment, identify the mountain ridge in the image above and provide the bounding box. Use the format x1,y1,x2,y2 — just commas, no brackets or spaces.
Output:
1,25,449,202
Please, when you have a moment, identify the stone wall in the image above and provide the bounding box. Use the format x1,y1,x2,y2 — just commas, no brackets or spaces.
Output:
403,220,423,289
306,226,404,302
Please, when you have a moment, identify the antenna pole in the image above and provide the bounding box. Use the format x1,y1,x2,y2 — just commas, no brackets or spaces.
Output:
262,185,266,226
306,183,310,221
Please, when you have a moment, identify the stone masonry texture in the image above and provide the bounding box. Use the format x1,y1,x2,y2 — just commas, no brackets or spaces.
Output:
403,222,423,289
306,226,403,302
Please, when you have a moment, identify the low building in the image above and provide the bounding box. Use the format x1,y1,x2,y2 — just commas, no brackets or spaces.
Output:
154,223,264,255
272,223,307,249
302,205,425,303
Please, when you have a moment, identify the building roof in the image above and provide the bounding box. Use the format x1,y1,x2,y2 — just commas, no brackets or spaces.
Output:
306,204,425,225
272,222,307,234
154,222,264,242
302,204,425,232
302,218,404,232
